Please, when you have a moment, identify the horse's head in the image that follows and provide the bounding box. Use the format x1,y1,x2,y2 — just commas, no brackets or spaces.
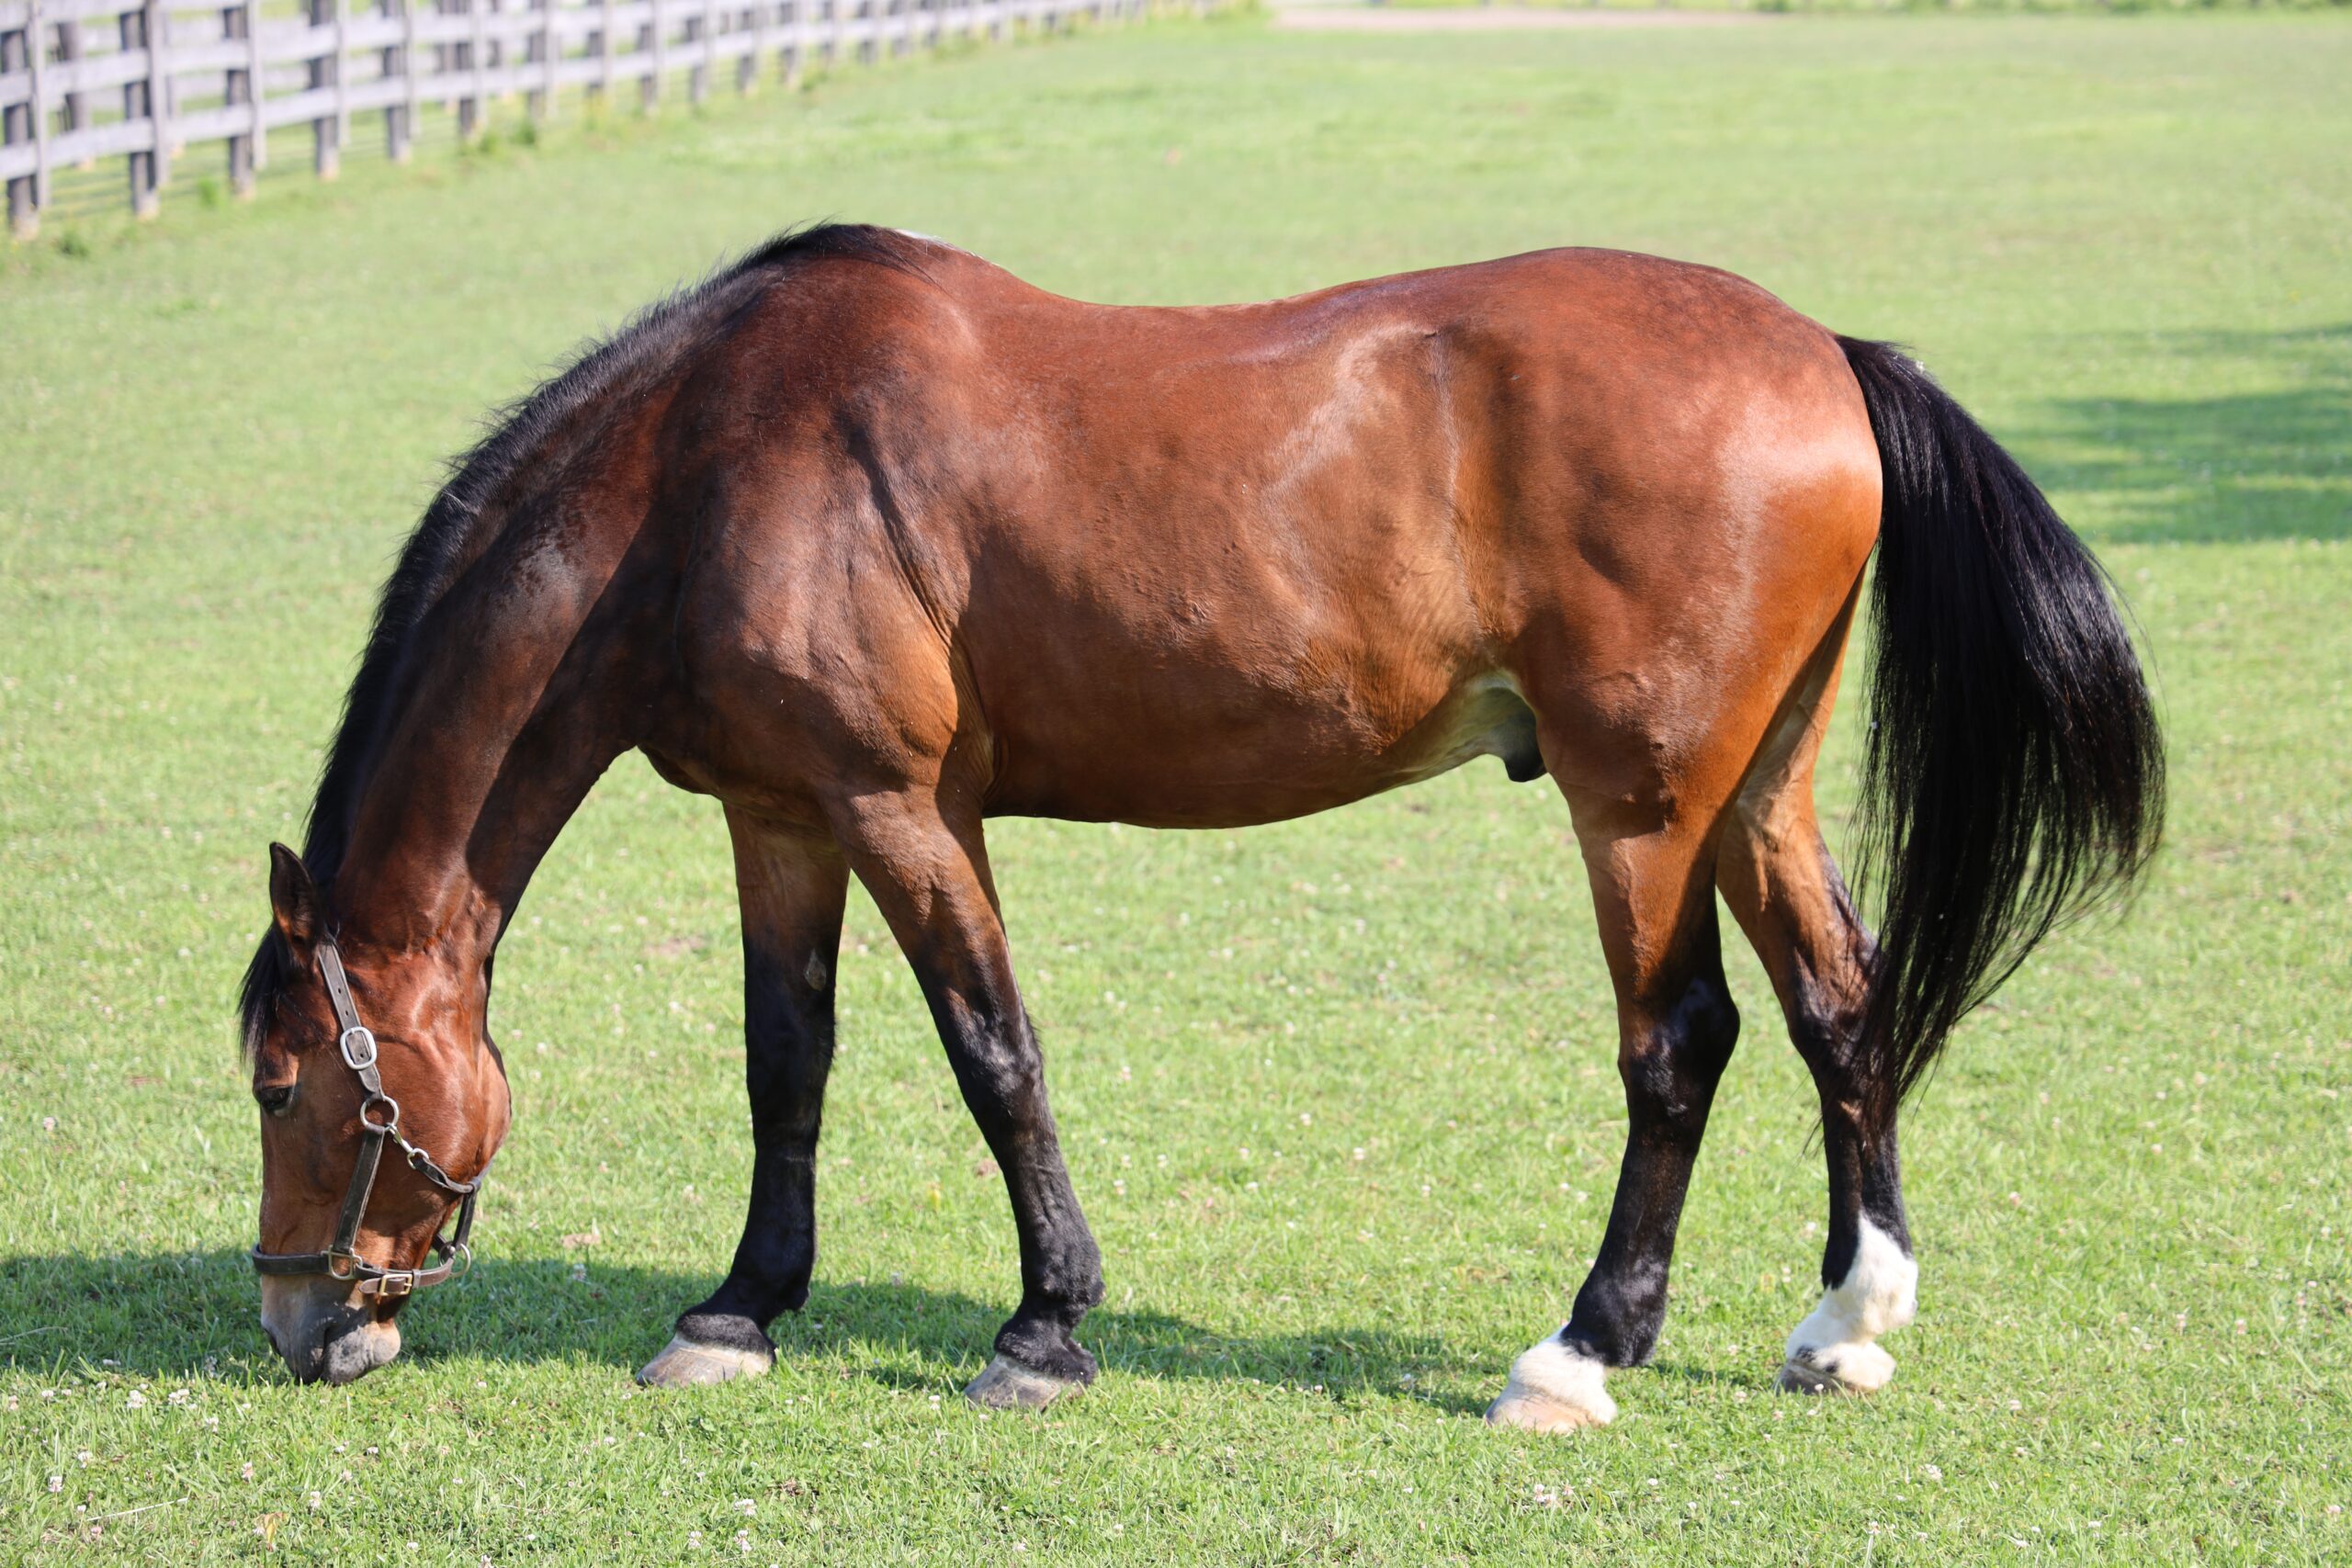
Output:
244,844,510,1384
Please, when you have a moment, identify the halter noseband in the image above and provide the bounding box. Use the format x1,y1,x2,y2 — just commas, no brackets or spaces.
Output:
248,938,489,1299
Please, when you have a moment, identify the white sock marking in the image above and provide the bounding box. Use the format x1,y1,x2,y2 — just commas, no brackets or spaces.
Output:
1487,1334,1617,1431
1783,1216,1917,1393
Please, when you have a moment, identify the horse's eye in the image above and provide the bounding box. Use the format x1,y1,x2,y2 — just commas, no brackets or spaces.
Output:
255,1082,297,1118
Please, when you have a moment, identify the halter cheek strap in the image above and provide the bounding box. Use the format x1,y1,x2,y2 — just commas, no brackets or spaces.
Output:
248,938,490,1299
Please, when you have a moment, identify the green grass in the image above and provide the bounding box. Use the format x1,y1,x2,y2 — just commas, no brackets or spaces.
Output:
4,11,2349,1563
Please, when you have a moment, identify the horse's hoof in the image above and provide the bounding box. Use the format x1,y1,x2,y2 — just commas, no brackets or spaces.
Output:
637,1334,774,1388
1777,1341,1894,1396
1484,1337,1617,1433
964,1353,1082,1411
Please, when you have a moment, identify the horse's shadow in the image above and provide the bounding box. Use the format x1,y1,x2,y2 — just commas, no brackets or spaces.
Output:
0,1250,1488,1413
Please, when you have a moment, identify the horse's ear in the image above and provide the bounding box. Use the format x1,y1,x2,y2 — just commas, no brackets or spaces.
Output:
267,842,321,954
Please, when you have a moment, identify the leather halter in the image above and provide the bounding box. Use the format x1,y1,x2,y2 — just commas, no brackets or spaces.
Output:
248,939,489,1299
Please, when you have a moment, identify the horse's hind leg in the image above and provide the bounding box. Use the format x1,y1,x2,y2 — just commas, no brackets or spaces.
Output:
1488,796,1740,1432
1716,614,1917,1396
641,810,849,1387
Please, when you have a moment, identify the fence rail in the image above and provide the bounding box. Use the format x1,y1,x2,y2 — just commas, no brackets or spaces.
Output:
3,0,1158,236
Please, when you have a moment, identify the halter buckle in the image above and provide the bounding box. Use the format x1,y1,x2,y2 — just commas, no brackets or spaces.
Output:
374,1270,415,1300
324,1248,361,1281
339,1024,379,1072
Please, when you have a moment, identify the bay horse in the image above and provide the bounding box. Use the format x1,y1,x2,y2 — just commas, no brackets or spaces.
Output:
241,225,2162,1424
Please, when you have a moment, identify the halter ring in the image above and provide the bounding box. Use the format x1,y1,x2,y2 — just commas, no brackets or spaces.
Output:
358,1092,401,1134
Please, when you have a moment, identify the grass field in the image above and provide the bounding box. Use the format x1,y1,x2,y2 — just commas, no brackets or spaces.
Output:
4,10,2349,1562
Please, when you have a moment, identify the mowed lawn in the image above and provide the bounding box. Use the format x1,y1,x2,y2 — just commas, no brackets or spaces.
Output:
4,11,2348,1563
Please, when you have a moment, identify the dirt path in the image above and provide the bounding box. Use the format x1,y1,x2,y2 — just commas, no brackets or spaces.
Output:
1268,5,1778,32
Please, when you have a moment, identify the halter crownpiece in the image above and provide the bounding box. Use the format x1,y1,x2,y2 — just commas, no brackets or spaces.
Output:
248,937,490,1299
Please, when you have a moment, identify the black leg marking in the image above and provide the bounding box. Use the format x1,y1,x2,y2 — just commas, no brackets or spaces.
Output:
1560,969,1741,1369
641,817,846,1390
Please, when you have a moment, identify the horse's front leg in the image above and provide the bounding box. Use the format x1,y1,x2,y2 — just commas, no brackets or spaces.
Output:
838,790,1104,1410
639,811,848,1387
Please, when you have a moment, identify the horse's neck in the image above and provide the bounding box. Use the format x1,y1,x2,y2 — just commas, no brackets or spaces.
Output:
332,501,655,965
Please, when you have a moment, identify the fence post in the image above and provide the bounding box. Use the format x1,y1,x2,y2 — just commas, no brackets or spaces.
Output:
145,0,172,185
119,4,159,216
306,0,340,178
334,0,353,157
2,18,36,238
592,0,612,107
640,0,662,112
530,0,556,120
386,0,413,160
55,17,88,164
223,1,255,197
459,0,484,139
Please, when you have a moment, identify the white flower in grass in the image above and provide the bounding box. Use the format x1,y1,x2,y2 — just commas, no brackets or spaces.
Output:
124,1391,146,1409
47,1475,62,1494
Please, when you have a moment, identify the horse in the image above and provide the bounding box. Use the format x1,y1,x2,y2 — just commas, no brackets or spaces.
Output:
239,224,2162,1423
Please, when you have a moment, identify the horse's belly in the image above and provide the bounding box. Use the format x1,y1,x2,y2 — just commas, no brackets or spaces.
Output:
983,668,1544,829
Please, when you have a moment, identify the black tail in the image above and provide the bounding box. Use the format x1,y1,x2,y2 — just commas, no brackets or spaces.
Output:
1838,337,2165,1110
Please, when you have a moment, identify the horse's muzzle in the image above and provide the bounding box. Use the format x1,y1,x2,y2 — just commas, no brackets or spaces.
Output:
259,1275,403,1384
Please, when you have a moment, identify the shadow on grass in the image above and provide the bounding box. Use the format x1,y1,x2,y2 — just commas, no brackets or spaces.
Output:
2021,324,2352,546
0,1250,1486,1411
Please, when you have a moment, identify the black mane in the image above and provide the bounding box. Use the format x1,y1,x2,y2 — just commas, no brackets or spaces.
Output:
239,222,933,1055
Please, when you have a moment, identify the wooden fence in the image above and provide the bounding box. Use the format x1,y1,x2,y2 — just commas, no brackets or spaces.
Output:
1,0,1161,237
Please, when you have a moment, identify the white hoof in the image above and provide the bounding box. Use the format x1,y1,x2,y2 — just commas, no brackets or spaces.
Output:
963,1354,1082,1411
1778,1339,1896,1395
1485,1337,1617,1433
637,1334,774,1388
